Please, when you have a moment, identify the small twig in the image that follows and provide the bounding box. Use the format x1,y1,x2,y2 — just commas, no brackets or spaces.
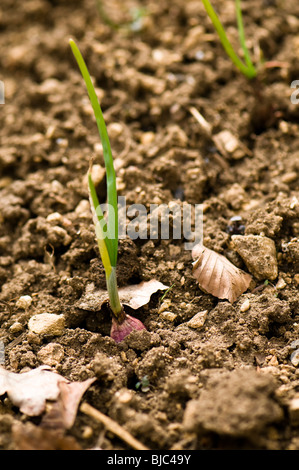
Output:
0,300,13,314
189,106,229,169
80,402,150,451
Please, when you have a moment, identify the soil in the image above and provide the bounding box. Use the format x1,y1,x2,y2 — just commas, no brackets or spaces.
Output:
0,0,299,451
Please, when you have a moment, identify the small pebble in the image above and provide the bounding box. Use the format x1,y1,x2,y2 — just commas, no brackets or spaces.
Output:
268,355,279,366
276,277,287,290
115,389,133,404
214,130,246,159
281,172,297,184
89,164,105,186
291,349,299,367
158,300,172,314
240,299,251,312
75,200,91,220
9,322,23,333
107,122,123,138
16,295,32,310
46,212,63,223
28,313,65,336
140,131,155,146
187,310,208,329
160,311,177,322
82,426,93,440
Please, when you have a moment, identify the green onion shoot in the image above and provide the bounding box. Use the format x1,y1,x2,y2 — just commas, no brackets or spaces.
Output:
201,0,257,79
69,39,146,342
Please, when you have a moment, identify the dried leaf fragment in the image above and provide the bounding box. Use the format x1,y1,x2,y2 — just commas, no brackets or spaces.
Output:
42,377,96,430
192,244,252,303
78,279,169,311
0,365,65,416
0,365,95,429
119,279,169,310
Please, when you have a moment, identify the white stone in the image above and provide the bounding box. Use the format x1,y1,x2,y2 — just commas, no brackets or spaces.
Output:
187,310,208,329
291,349,299,367
160,311,177,322
240,299,251,312
9,322,23,333
16,295,32,310
28,313,65,336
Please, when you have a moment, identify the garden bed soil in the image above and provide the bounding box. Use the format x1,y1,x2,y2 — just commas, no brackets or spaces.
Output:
0,0,299,450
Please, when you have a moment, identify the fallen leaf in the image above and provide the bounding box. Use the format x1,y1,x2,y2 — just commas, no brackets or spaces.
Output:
0,365,66,416
78,279,169,311
192,244,252,303
119,280,169,310
42,377,96,430
0,365,96,428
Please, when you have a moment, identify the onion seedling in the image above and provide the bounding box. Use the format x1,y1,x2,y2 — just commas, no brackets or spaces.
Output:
201,0,257,79
69,39,146,342
201,1,279,132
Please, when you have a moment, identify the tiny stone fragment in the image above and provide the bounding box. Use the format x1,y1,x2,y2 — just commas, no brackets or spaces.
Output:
9,322,23,334
28,313,65,336
88,164,105,186
214,130,248,159
82,426,93,439
159,311,177,322
276,277,286,290
16,295,32,310
187,310,208,329
290,349,299,367
158,300,172,314
281,171,297,184
240,298,250,312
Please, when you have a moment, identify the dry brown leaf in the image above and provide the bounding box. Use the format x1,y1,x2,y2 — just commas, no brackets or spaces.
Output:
0,365,95,428
192,244,252,303
78,279,169,311
42,377,96,430
0,365,66,416
119,280,169,310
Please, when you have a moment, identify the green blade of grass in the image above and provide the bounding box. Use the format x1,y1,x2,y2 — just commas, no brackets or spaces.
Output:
201,0,256,79
235,0,256,76
88,170,112,275
69,38,118,267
